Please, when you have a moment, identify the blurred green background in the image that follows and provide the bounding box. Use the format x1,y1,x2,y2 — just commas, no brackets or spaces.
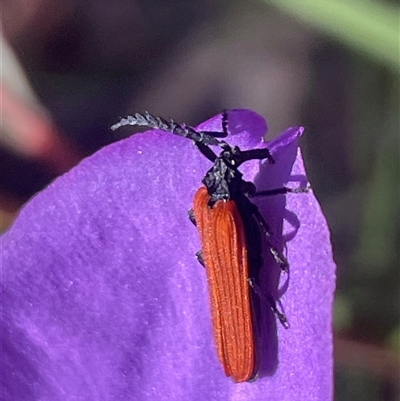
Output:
1,0,399,399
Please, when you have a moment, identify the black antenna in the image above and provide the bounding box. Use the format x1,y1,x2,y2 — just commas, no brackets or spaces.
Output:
111,112,229,148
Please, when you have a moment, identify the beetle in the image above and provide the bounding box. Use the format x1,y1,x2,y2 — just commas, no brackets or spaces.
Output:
112,111,306,382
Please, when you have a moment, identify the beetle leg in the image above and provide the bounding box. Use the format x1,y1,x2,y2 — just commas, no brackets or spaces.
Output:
247,204,289,272
253,185,310,198
238,148,275,165
221,109,228,136
195,250,205,267
248,278,289,328
194,142,218,163
188,209,196,226
266,295,289,329
188,210,205,267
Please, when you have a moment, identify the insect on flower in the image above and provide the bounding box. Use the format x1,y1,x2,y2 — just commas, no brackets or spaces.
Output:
111,111,307,383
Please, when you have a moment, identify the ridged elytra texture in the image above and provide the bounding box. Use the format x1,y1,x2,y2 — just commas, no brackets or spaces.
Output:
193,186,255,383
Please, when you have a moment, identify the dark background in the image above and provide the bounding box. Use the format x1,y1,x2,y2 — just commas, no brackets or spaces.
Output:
1,1,399,399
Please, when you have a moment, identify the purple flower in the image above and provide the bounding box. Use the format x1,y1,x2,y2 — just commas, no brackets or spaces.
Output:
1,110,335,400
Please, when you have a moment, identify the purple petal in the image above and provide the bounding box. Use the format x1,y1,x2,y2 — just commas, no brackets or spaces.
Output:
1,109,335,400
197,108,268,147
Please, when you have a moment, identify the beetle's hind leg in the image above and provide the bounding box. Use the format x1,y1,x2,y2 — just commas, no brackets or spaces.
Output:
248,278,289,328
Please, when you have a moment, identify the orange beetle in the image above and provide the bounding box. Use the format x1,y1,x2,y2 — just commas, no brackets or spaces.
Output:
192,186,256,382
112,111,304,382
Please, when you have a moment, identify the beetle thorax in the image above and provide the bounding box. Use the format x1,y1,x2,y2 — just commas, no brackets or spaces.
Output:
202,155,244,205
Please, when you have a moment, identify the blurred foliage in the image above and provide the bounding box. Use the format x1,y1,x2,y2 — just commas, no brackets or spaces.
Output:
318,51,399,400
268,0,399,70
281,0,399,398
336,367,397,401
334,294,355,333
387,325,400,356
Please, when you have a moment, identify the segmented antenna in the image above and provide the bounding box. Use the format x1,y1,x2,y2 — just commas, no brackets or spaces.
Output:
111,112,227,148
